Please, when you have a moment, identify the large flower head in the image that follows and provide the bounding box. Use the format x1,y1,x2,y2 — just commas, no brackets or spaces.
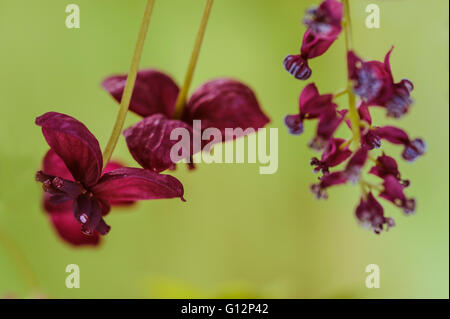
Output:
103,70,270,172
35,112,185,246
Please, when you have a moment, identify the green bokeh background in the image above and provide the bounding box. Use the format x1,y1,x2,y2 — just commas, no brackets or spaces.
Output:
0,0,448,298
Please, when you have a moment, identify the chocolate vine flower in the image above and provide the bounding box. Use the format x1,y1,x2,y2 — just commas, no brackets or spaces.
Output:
348,48,415,118
356,193,395,234
35,112,185,246
284,83,336,137
283,0,343,80
103,70,270,172
283,1,425,234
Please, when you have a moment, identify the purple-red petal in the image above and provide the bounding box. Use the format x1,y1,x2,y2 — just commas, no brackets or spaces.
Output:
283,54,312,80
36,112,103,187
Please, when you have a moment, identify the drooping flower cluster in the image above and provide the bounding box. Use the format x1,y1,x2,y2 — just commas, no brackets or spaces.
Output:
102,70,270,172
283,0,343,80
283,0,425,234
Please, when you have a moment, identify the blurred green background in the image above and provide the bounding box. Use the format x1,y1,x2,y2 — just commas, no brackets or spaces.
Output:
0,0,448,298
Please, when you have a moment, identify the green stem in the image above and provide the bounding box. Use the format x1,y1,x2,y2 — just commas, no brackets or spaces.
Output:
343,0,361,148
173,0,214,119
102,0,156,169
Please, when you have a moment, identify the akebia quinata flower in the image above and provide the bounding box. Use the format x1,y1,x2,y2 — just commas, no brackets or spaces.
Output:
35,112,185,246
283,0,343,80
283,1,425,234
102,70,270,172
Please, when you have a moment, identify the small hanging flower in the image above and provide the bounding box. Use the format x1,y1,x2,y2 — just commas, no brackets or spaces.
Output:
35,112,185,246
283,0,425,234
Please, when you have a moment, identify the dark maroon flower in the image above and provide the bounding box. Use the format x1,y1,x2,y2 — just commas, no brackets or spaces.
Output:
402,138,426,162
36,112,185,246
310,138,352,174
379,175,416,214
356,193,395,234
283,0,342,80
348,48,414,118
103,70,270,172
373,126,426,161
